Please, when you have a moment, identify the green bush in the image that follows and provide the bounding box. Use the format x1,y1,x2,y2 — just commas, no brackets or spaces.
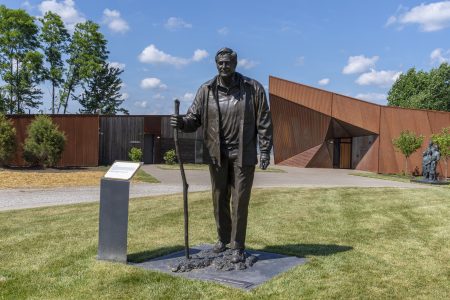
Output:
23,115,66,167
128,147,143,162
163,149,177,165
0,113,16,166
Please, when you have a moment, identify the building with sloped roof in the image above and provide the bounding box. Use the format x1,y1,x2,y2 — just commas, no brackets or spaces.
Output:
269,76,450,177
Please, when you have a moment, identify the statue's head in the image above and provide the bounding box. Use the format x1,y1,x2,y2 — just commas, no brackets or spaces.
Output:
215,47,237,79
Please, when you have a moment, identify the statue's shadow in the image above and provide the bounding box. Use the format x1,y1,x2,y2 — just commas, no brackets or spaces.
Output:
128,245,185,263
262,243,353,258
127,243,352,263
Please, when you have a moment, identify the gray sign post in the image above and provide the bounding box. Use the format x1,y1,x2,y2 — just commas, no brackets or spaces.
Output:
97,161,142,263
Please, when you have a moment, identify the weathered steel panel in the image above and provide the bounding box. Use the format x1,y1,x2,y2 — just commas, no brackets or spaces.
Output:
269,76,332,116
8,115,99,167
270,95,331,165
379,107,432,174
332,94,380,134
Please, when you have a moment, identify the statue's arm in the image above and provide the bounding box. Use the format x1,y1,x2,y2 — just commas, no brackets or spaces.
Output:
256,85,273,155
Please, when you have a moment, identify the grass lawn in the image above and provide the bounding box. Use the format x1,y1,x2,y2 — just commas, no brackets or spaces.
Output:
0,167,159,189
1,187,449,299
157,163,286,173
350,172,419,183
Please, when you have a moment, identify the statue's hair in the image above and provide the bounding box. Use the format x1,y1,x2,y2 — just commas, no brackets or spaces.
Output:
215,47,237,63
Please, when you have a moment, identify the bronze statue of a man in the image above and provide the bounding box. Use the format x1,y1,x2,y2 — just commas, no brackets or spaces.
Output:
170,47,273,263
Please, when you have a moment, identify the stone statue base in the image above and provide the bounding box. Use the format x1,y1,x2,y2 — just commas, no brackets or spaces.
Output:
410,178,450,185
170,248,258,272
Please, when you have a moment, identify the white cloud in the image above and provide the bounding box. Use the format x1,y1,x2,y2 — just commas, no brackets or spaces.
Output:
342,55,379,74
153,93,165,100
140,77,167,90
182,92,195,102
134,100,148,108
38,0,85,31
217,27,229,35
109,61,126,70
318,78,330,86
430,48,450,64
138,44,208,67
22,1,33,10
103,8,129,33
387,1,450,32
192,49,208,62
121,92,129,100
164,17,192,30
355,92,387,104
355,69,402,87
238,58,259,69
295,56,305,66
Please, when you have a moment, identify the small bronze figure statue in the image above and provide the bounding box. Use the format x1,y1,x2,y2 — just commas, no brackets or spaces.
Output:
422,141,440,181
171,47,273,264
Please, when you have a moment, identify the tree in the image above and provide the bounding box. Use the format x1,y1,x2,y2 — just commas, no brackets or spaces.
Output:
432,127,450,179
78,63,128,114
39,11,69,114
0,113,16,166
0,5,43,114
392,130,424,175
0,87,7,113
23,115,66,167
59,21,109,114
388,63,450,112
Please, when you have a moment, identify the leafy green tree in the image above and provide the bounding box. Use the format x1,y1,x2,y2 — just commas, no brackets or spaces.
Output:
78,63,128,114
0,87,7,113
432,127,450,179
0,113,16,166
392,130,424,175
23,115,66,167
39,11,69,114
59,21,109,114
388,63,450,112
0,5,43,114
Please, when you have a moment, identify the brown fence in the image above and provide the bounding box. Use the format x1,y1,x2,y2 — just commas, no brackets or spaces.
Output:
8,115,99,167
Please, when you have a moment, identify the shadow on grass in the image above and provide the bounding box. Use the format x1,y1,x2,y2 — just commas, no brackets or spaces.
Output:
262,244,353,258
127,245,184,263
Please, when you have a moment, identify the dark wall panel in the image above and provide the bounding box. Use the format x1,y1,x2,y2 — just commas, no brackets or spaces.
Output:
99,116,144,165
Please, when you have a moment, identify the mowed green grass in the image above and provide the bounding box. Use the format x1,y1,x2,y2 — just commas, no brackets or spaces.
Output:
1,187,449,299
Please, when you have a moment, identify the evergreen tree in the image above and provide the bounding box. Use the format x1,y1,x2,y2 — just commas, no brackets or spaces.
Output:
39,11,69,114
78,63,128,115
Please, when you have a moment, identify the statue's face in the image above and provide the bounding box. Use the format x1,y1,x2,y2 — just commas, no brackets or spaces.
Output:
216,55,237,78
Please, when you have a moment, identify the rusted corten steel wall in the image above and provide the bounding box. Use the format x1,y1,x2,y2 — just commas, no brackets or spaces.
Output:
269,76,450,177
8,115,99,167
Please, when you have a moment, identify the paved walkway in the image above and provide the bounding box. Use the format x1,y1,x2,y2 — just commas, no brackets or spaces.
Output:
0,165,427,212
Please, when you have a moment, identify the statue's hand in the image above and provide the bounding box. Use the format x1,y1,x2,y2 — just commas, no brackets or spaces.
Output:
259,152,270,170
170,115,184,129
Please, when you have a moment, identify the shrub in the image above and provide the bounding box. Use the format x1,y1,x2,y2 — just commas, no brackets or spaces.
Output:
128,147,143,162
23,115,66,167
163,149,177,165
0,114,16,166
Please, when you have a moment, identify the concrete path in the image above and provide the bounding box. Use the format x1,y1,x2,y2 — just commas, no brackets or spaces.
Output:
0,164,427,212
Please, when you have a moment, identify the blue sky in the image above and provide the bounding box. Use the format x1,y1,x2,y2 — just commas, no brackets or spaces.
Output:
3,0,450,114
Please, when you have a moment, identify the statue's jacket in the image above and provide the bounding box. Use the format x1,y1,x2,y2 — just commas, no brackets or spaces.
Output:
181,72,273,167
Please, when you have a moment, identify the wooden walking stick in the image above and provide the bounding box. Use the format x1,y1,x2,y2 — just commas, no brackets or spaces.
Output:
173,99,190,259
